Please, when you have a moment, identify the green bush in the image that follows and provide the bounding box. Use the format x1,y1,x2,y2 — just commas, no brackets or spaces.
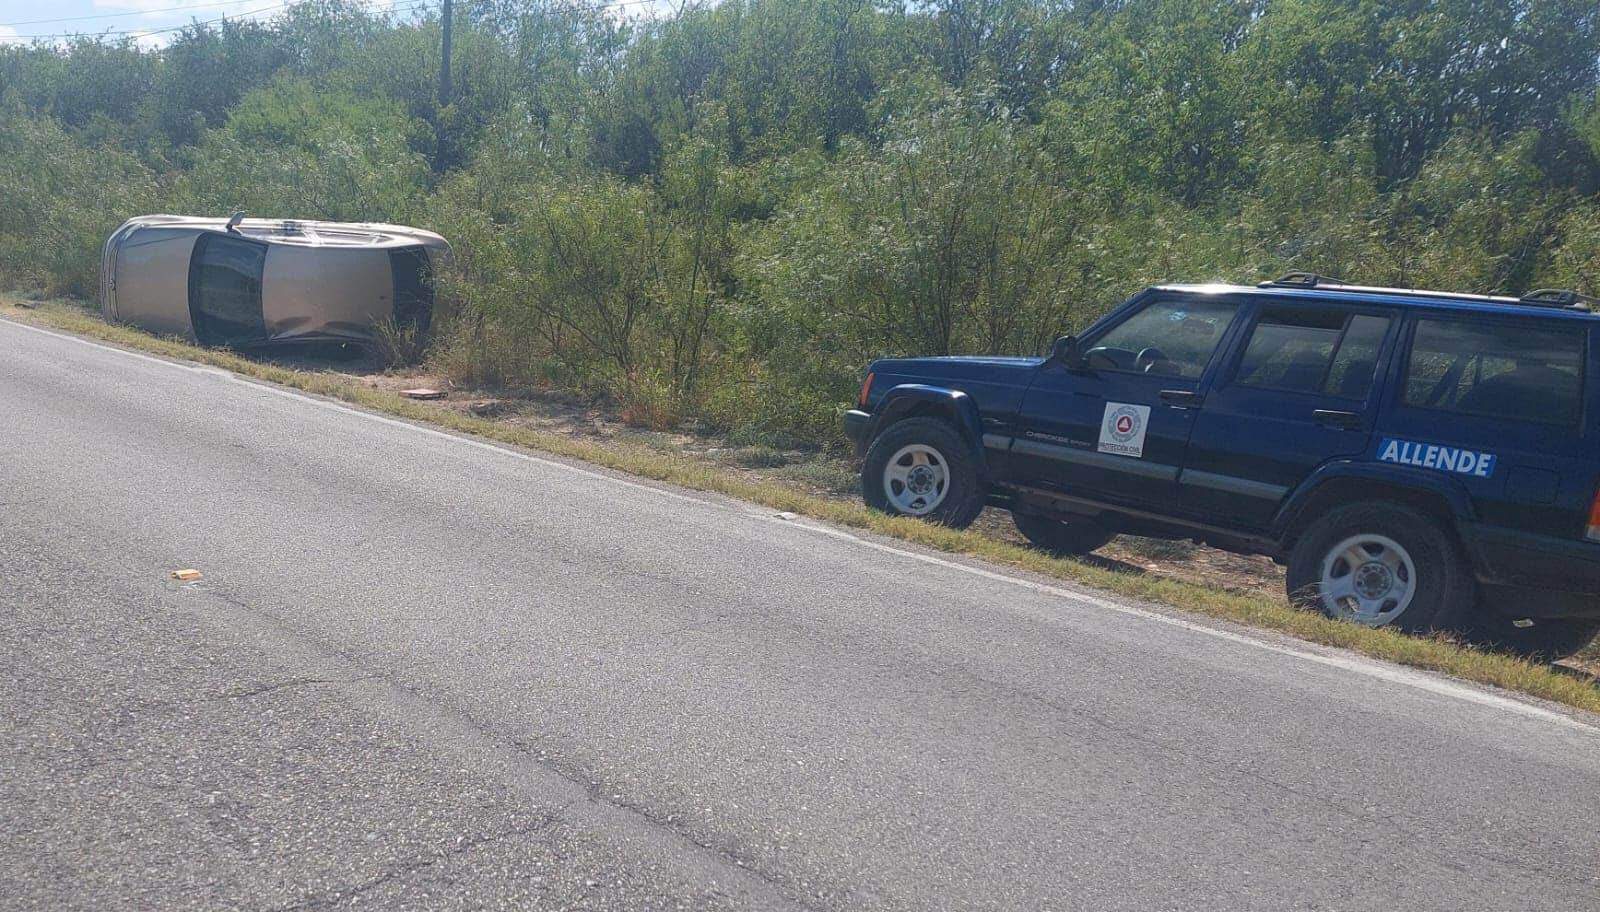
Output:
0,106,158,296
174,78,431,221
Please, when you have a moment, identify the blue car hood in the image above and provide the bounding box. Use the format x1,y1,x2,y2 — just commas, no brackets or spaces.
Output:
869,355,1043,384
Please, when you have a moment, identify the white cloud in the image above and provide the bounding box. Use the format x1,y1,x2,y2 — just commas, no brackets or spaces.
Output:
90,0,226,15
83,0,298,47
129,28,171,50
90,0,394,19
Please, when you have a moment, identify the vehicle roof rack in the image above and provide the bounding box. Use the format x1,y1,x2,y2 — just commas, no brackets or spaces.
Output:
1255,273,1600,309
1257,272,1346,289
1519,288,1599,311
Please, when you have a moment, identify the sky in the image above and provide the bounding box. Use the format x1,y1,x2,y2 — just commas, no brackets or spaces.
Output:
0,0,404,49
0,0,676,49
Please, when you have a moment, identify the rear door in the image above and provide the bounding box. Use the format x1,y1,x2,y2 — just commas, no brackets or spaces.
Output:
1012,293,1244,510
1180,302,1398,529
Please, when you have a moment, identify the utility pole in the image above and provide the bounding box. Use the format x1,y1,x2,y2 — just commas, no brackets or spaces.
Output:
438,0,453,108
434,0,454,171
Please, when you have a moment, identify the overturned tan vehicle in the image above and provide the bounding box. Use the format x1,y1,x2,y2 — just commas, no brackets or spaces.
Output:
101,214,448,347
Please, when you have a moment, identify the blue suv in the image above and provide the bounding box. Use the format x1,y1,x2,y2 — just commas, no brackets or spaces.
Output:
843,275,1600,659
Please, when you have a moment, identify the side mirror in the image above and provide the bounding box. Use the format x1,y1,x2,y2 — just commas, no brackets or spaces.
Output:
1049,334,1082,368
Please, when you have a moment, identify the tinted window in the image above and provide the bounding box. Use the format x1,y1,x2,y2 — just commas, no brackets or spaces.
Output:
1404,318,1583,425
1234,309,1390,399
188,233,267,346
1086,298,1238,378
389,246,434,334
1324,314,1391,400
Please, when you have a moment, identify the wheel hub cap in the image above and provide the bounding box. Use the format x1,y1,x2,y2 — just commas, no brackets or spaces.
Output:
1316,533,1417,627
882,444,950,516
1353,562,1394,599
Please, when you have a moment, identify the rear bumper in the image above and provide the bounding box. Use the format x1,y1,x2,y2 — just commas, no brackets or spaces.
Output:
843,409,873,455
1460,522,1600,617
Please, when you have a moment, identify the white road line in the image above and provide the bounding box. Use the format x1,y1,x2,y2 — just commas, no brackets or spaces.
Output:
780,515,1596,732
6,315,1595,734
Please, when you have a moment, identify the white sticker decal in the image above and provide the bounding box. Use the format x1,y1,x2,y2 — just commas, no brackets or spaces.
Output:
1098,402,1152,458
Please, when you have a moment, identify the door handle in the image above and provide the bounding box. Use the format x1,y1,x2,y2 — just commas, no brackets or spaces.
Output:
1313,409,1362,429
1159,389,1203,408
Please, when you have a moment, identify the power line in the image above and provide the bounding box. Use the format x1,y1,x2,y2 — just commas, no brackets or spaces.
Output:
0,0,436,42
0,0,669,43
1,0,280,28
0,1,297,41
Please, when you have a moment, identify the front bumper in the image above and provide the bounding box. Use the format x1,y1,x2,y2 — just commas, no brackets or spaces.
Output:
843,409,872,455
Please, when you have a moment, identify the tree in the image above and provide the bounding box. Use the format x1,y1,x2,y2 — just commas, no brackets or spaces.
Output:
176,79,431,221
0,106,157,295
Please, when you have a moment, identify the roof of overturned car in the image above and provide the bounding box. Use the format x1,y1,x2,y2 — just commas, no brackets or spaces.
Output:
101,214,449,348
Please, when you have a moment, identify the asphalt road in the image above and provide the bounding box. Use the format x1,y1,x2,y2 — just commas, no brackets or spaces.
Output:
3,315,1600,912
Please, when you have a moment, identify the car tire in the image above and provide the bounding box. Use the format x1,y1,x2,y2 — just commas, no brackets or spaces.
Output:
1286,502,1473,633
1012,511,1113,556
862,417,985,529
1458,608,1600,662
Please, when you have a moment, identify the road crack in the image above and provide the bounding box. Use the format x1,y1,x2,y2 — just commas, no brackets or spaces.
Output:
216,677,342,700
263,817,559,911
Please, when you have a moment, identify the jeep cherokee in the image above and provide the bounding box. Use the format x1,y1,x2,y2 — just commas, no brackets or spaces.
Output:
843,275,1600,659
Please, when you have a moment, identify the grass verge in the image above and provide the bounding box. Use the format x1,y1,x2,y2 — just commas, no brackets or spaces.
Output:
8,296,1599,717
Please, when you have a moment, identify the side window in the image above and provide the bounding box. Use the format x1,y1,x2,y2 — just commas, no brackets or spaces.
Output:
1403,318,1583,426
1086,298,1239,378
1324,314,1390,400
188,233,267,347
1233,308,1391,400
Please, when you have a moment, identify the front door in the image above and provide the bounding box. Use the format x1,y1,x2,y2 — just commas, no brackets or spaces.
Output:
1181,303,1397,529
1013,294,1244,510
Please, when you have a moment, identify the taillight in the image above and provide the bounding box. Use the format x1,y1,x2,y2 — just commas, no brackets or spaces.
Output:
858,371,875,408
1586,487,1600,542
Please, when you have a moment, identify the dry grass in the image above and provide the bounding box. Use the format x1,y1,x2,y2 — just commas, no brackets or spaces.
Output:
7,296,1599,717
368,316,428,368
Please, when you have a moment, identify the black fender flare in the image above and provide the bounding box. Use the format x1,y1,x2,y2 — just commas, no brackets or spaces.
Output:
868,384,989,472
1272,460,1476,548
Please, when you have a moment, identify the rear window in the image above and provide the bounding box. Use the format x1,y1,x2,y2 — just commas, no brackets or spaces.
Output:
388,246,434,334
1234,308,1390,400
1403,318,1584,426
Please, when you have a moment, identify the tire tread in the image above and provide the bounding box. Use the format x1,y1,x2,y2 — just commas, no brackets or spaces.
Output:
1285,501,1472,633
861,417,985,529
